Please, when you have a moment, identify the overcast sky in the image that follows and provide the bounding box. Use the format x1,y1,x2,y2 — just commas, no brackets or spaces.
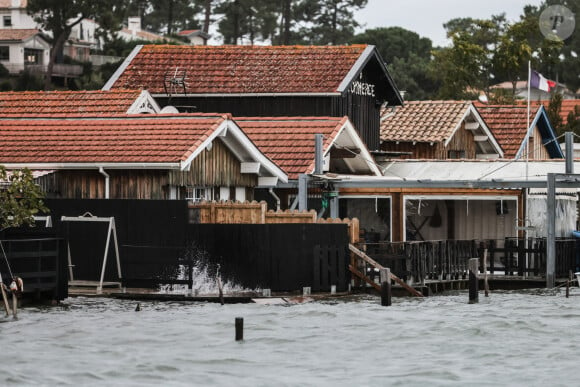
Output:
354,0,545,47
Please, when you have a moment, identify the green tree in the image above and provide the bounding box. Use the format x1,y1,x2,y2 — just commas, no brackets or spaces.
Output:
300,0,367,45
0,166,48,230
27,0,126,90
546,93,564,135
350,27,438,100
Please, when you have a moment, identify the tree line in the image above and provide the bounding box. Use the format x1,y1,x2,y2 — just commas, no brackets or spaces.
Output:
22,1,580,106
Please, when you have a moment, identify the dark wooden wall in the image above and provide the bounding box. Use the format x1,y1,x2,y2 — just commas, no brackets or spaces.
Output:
381,123,479,159
36,140,258,199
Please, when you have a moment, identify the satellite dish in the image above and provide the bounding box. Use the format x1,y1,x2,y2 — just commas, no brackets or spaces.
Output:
160,105,180,114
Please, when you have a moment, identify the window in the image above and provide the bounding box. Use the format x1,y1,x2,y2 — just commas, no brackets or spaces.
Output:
448,150,466,159
3,16,11,27
186,186,214,202
0,46,8,61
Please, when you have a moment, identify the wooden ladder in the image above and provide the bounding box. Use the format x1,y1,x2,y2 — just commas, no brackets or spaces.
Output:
349,244,423,298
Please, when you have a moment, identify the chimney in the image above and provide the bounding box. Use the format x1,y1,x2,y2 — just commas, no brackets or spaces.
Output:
128,17,141,35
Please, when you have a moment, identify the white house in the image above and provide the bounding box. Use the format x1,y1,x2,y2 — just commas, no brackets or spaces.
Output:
0,28,49,74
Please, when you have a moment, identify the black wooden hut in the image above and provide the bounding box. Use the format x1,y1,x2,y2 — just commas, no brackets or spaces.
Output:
103,44,403,151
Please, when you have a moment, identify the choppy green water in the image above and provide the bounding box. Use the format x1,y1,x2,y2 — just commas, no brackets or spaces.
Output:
1,290,579,386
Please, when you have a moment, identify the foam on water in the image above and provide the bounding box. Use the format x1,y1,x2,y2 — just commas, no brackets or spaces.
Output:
2,290,580,386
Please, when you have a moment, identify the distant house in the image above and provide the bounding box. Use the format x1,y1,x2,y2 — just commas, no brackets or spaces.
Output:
0,89,161,115
379,100,503,160
177,29,210,45
103,44,403,151
0,113,286,200
490,80,577,100
476,104,563,160
0,28,49,74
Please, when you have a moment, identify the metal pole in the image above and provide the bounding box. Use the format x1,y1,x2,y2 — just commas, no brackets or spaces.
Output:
566,132,574,174
314,133,324,175
329,193,339,218
547,173,556,288
298,174,308,211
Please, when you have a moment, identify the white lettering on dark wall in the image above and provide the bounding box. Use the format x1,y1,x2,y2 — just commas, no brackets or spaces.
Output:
349,73,375,97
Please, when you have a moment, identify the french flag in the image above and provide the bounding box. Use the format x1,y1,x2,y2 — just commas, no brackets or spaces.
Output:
530,70,556,92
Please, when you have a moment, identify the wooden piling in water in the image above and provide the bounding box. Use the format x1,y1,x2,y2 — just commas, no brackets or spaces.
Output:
11,292,17,318
483,248,490,297
380,268,392,306
468,258,479,304
235,317,244,341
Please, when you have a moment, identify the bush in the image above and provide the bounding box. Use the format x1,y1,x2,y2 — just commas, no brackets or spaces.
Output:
0,63,9,77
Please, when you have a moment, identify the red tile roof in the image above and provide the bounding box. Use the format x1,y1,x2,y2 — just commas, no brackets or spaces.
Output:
0,0,26,7
107,44,369,94
235,116,347,179
525,99,580,125
0,114,228,164
0,29,40,41
476,105,539,158
178,29,201,36
380,100,472,143
0,90,144,116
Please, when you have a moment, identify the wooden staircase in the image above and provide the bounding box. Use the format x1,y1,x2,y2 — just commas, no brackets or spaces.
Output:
348,244,423,297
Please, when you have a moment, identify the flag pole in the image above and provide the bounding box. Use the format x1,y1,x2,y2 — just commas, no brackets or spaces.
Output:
525,60,531,273
526,60,531,179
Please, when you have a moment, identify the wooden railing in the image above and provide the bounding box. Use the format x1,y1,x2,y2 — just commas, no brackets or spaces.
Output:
479,238,577,278
348,244,423,297
363,238,578,284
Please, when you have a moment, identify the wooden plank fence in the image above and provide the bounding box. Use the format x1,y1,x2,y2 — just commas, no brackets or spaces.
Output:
188,200,360,244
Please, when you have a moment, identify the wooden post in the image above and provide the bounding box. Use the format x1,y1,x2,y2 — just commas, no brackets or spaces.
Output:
566,280,570,298
0,282,11,317
483,248,490,297
468,258,479,304
380,268,392,307
235,317,244,341
11,292,17,318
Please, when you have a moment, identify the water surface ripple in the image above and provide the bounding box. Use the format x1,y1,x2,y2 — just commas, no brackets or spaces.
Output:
1,290,579,386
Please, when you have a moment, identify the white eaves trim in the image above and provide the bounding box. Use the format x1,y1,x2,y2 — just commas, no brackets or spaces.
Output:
324,119,382,177
337,45,375,93
127,90,162,114
180,119,288,184
445,104,504,158
102,45,144,91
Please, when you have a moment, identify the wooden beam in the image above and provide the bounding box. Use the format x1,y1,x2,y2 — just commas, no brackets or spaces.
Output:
241,162,260,174
465,122,479,130
349,265,381,291
473,135,489,142
330,147,360,159
349,244,423,297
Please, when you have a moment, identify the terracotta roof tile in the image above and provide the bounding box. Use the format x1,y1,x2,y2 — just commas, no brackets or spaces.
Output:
109,44,368,94
0,29,40,41
521,99,580,125
0,90,143,116
476,105,539,158
380,100,471,143
0,114,227,164
0,0,26,7
235,116,347,179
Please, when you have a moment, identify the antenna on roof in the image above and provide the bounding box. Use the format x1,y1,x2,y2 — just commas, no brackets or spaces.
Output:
164,67,188,103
